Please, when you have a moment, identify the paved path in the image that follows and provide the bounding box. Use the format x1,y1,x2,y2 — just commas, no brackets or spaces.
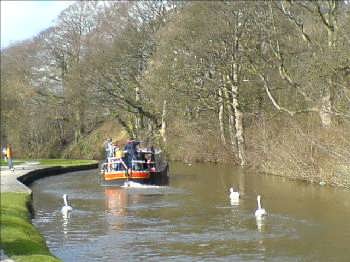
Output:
0,162,42,194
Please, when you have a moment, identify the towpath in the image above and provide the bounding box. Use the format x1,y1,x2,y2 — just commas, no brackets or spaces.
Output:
0,162,41,194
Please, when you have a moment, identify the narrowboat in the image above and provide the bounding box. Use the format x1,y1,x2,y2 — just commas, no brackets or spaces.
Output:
100,146,169,186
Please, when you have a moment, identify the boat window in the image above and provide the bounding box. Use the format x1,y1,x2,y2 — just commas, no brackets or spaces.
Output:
132,162,144,171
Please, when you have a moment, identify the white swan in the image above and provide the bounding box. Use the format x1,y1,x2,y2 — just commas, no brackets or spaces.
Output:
61,194,73,218
254,195,267,219
229,187,240,204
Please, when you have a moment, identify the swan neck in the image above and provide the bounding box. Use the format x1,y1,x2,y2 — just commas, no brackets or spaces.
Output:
63,195,68,206
257,196,262,209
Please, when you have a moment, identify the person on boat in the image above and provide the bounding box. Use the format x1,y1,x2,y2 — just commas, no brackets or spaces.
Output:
114,146,122,158
104,138,114,160
150,146,155,162
124,140,140,168
114,145,126,170
103,138,109,159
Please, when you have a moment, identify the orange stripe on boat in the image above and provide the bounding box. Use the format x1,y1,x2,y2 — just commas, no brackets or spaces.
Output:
129,171,150,178
104,171,150,181
104,173,126,181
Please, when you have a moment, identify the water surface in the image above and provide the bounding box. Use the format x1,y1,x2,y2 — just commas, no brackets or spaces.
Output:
31,162,350,261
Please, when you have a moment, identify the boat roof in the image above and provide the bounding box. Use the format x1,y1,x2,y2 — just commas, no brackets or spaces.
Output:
132,160,147,163
138,148,162,154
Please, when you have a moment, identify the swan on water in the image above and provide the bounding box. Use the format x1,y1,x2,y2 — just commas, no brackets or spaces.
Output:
254,195,267,219
61,194,73,218
229,187,240,204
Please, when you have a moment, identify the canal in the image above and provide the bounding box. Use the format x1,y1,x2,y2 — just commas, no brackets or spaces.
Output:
31,162,350,261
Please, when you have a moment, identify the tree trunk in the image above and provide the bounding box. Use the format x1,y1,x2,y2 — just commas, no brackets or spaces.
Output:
160,100,167,144
218,87,226,144
231,62,247,166
317,0,338,128
320,85,332,128
223,76,237,158
135,85,141,135
74,109,82,144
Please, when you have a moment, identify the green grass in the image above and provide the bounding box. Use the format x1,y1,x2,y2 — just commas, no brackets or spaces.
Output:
1,159,97,167
36,159,97,167
0,158,97,260
0,192,61,262
1,159,25,166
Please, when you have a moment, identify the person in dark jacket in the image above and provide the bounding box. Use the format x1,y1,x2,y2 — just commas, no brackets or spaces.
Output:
124,140,140,168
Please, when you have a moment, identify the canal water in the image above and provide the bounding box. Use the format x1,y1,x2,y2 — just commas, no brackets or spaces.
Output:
31,162,350,261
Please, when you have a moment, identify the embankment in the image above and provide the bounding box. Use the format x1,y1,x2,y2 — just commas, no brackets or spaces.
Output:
0,162,98,262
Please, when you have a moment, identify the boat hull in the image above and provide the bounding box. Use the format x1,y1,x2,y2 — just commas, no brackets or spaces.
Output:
100,164,169,186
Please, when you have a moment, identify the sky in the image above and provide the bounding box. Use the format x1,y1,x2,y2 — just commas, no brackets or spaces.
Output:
1,1,73,49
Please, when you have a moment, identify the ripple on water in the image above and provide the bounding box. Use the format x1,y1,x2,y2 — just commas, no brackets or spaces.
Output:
30,168,350,262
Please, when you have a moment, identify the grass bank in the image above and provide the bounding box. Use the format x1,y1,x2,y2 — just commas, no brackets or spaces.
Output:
1,159,97,167
36,159,97,167
1,159,25,166
1,159,98,261
0,193,61,262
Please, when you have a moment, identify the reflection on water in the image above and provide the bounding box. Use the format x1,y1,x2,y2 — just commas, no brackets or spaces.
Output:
31,163,350,262
62,217,69,237
256,218,266,233
104,187,128,231
105,183,165,231
230,198,240,206
105,187,127,216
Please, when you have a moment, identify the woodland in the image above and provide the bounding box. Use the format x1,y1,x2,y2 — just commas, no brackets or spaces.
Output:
1,1,349,187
